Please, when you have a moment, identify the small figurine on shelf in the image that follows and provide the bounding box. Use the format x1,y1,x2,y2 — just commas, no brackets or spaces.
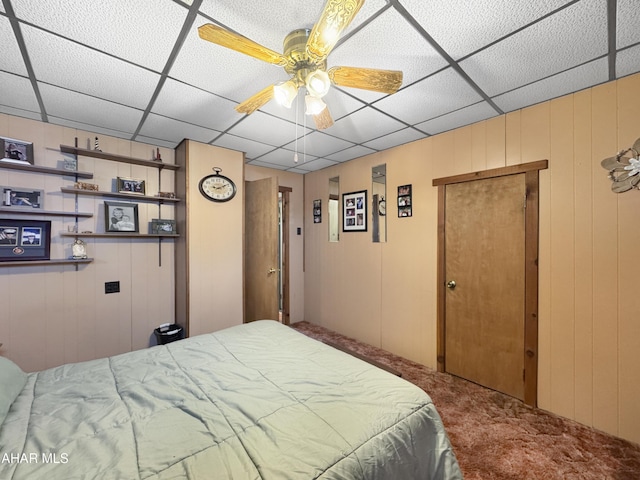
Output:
154,147,162,163
71,238,87,259
94,136,101,152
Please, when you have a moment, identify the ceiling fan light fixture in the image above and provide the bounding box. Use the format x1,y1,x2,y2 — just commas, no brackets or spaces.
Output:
305,69,330,98
305,94,327,115
274,80,298,108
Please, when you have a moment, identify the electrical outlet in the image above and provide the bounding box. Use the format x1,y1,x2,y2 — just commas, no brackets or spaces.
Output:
105,281,120,294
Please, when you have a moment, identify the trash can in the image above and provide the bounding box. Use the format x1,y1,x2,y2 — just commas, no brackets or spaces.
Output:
154,323,185,345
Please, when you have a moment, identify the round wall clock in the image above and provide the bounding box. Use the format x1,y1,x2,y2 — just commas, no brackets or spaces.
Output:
378,197,386,216
199,167,237,202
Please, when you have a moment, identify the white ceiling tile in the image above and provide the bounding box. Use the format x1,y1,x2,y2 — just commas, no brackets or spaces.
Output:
39,83,144,134
330,8,448,93
0,106,42,122
291,157,340,171
415,102,499,135
328,107,406,145
152,78,240,131
0,16,27,75
170,15,287,104
617,0,640,49
245,159,290,171
211,133,276,160
282,131,356,158
400,0,574,59
131,135,178,149
616,45,640,79
460,0,608,97
250,147,314,170
374,68,483,125
47,116,134,141
138,113,220,146
13,0,188,71
362,127,428,151
22,25,160,109
325,145,377,162
226,111,312,147
0,72,40,112
493,58,609,112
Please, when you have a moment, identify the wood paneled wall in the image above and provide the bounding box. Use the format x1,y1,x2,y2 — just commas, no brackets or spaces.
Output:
304,72,640,444
0,115,176,372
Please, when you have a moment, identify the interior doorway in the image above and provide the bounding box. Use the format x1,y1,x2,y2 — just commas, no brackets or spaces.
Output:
433,160,547,407
278,186,291,325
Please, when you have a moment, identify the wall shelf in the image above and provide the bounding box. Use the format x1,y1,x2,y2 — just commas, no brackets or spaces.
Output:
60,232,178,239
0,258,94,267
0,160,93,179
59,145,180,171
60,187,180,203
0,207,93,217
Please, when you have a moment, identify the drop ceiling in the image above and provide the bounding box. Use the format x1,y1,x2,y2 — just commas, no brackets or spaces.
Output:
1,0,638,173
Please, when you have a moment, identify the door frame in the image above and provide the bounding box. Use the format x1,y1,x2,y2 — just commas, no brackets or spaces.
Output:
433,159,548,407
279,186,292,325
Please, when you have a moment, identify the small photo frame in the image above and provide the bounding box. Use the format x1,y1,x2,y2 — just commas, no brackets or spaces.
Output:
117,177,146,195
397,184,412,218
0,136,34,165
342,190,367,232
151,218,177,235
313,199,322,224
104,201,139,232
0,219,51,261
2,187,44,210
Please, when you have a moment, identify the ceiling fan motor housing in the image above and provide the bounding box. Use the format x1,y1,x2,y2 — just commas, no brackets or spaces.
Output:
284,29,326,82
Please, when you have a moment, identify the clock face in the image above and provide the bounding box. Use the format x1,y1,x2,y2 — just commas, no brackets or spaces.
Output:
199,174,236,202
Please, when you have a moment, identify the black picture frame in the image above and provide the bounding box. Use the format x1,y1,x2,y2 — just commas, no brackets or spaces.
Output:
2,186,44,210
342,190,367,232
104,201,139,232
117,177,146,195
0,219,51,261
397,184,412,217
313,199,322,224
0,136,34,165
150,218,177,235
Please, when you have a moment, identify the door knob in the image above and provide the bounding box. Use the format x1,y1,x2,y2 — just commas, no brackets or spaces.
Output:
446,280,456,289
268,268,278,274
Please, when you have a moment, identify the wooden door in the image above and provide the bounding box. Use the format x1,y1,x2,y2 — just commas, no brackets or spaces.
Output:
244,177,279,322
445,174,527,400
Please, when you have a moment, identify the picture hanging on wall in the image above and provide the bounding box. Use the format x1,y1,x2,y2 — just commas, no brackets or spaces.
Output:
313,199,322,223
0,219,51,261
2,187,44,210
0,136,34,165
342,190,367,232
397,184,412,217
104,201,139,232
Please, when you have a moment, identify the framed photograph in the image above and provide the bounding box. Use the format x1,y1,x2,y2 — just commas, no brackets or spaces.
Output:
2,187,44,210
398,184,412,218
0,136,34,165
104,201,139,232
342,190,367,232
117,177,146,195
313,199,322,224
151,218,177,235
0,219,51,261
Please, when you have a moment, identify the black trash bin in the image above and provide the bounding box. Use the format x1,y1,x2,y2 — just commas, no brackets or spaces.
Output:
154,323,185,345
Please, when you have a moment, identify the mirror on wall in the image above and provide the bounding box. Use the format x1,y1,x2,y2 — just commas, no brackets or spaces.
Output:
328,176,340,242
372,164,386,243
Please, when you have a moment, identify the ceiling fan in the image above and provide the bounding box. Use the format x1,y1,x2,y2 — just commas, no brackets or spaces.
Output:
198,0,403,130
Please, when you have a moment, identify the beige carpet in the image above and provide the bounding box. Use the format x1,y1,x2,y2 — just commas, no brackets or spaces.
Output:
291,321,640,480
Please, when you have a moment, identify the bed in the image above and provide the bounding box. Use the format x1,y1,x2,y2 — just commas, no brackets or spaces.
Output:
0,320,462,479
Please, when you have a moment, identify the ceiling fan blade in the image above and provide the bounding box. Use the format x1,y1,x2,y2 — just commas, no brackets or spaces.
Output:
328,66,403,94
198,23,287,66
235,84,275,115
306,0,365,63
313,106,334,130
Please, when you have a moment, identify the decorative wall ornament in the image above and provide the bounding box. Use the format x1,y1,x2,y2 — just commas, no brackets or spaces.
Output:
601,137,640,193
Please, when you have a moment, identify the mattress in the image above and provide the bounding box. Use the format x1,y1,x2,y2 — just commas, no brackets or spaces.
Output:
0,320,462,479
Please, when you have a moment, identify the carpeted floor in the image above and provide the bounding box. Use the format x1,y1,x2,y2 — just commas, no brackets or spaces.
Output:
291,321,640,480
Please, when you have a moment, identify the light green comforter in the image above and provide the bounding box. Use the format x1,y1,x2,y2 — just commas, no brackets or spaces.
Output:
1,320,462,479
